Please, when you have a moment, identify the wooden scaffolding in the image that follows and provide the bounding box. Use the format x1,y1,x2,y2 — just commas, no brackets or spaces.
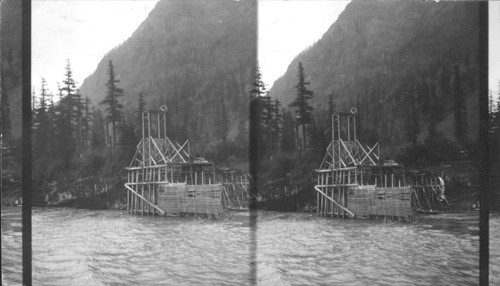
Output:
125,107,248,218
315,108,413,220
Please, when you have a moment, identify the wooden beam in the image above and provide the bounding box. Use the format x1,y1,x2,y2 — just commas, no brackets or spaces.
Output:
314,186,355,218
125,184,165,215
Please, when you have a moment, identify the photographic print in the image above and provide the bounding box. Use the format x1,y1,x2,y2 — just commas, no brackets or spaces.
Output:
1,0,499,285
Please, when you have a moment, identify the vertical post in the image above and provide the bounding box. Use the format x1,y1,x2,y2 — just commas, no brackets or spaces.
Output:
338,115,341,168
331,187,334,218
338,187,342,218
347,116,350,142
157,113,161,139
148,111,151,167
202,170,204,185
163,111,167,141
323,176,326,216
213,166,216,184
353,115,356,143
142,112,145,166
360,168,363,186
317,191,319,216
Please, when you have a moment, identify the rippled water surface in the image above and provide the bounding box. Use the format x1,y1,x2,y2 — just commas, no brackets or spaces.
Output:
2,208,499,285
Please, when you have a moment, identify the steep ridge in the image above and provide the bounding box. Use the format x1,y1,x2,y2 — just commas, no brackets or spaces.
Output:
270,0,479,154
79,0,256,150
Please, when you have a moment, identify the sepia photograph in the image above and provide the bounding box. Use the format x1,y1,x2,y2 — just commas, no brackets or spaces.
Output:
1,0,499,285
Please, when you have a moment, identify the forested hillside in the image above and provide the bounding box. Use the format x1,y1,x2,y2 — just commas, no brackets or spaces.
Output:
270,0,479,155
79,0,256,152
1,0,22,139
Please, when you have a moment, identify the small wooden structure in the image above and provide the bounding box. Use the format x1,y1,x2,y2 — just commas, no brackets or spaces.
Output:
315,108,414,221
125,107,248,218
410,173,448,213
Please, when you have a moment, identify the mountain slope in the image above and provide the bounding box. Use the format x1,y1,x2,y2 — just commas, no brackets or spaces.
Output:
79,0,256,151
270,0,479,154
1,0,22,138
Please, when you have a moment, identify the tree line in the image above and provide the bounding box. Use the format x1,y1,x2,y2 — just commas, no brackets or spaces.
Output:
251,61,495,164
27,59,156,191
250,62,332,159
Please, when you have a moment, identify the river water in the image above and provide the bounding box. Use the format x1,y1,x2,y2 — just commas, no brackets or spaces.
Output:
1,207,499,285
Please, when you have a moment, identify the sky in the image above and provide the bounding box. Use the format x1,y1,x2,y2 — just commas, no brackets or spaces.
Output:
490,2,500,97
32,0,159,94
258,0,349,88
32,0,500,99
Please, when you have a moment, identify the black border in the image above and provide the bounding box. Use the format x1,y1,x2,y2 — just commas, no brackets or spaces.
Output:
479,1,489,285
21,0,32,285
15,1,492,285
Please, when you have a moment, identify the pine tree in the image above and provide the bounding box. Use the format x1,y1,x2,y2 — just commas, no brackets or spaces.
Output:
249,66,270,157
31,87,36,141
249,66,266,99
91,108,105,149
55,82,74,164
271,99,283,152
83,97,91,150
249,65,266,160
34,78,51,157
75,90,84,152
289,62,314,153
100,60,124,151
281,110,296,152
46,91,57,157
60,60,79,134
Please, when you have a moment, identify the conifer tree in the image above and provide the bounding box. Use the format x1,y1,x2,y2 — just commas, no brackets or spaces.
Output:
83,97,91,150
34,79,50,157
100,60,124,150
249,66,266,99
271,99,283,152
249,66,270,157
289,62,314,152
91,108,105,149
281,110,296,152
46,89,57,157
60,60,79,133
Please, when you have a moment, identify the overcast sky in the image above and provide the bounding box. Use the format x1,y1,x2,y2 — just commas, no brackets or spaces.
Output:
32,0,499,99
258,0,349,88
32,0,159,94
490,2,500,97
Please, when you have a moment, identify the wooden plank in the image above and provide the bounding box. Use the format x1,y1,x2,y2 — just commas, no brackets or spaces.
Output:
125,184,165,215
315,186,355,218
